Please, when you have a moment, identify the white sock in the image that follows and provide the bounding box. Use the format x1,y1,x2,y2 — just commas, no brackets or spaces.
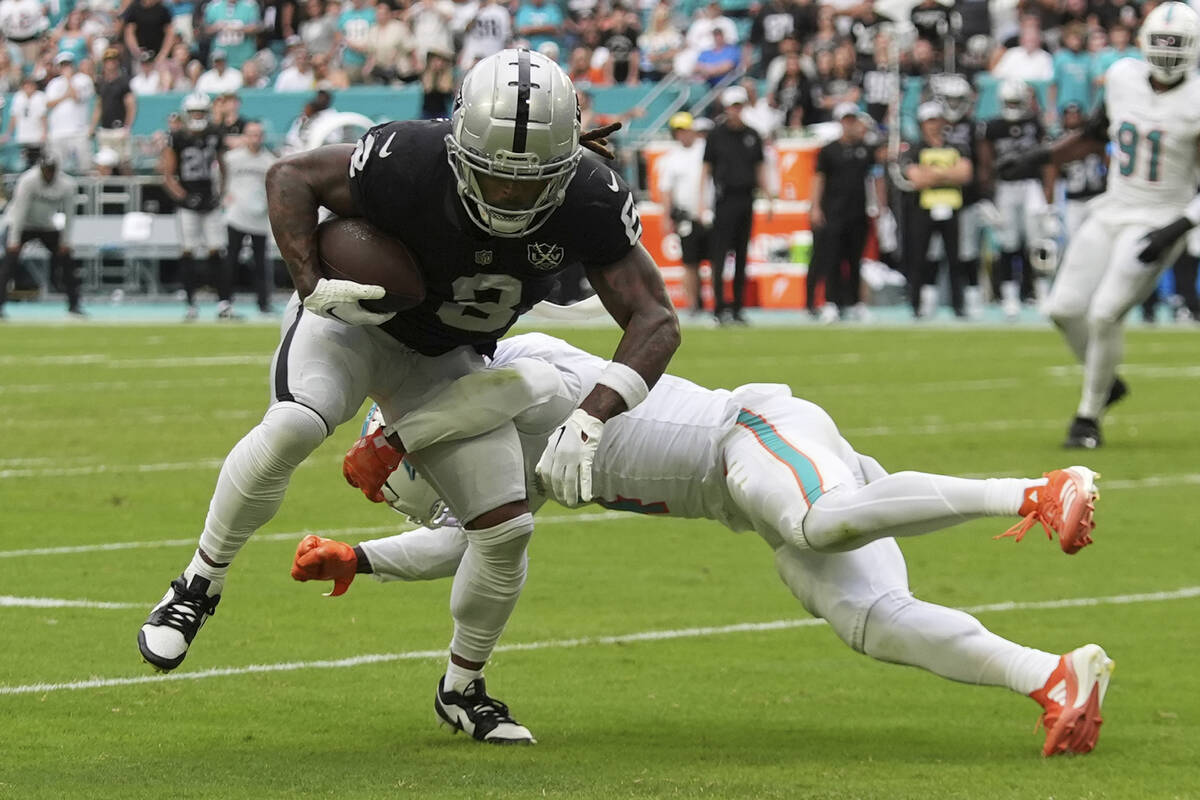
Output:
864,593,1060,695
1078,315,1123,419
800,472,1043,552
448,513,534,664
183,550,226,593
444,660,484,693
194,402,326,567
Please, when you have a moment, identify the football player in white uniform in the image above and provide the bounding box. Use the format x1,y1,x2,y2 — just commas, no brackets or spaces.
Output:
1000,2,1200,448
299,332,1112,757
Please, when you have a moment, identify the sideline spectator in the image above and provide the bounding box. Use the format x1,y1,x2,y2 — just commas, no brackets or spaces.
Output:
600,4,639,86
162,42,196,90
0,49,19,93
901,102,972,319
748,0,796,79
0,154,82,319
657,111,712,315
3,74,48,168
408,0,455,66
275,45,316,90
241,58,269,88
458,0,510,70
514,0,563,55
1049,23,1090,119
299,0,337,57
694,27,740,86
772,49,811,129
223,120,277,315
420,48,455,119
739,78,779,140
44,52,94,174
123,0,176,66
336,0,375,84
54,9,92,65
214,92,248,147
311,51,349,88
363,2,418,84
991,16,1054,82
91,49,136,171
1090,23,1139,91
131,50,167,94
700,85,773,326
196,49,245,94
0,0,48,67
204,0,262,70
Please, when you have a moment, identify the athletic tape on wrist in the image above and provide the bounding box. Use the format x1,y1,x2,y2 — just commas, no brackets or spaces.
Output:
597,361,649,410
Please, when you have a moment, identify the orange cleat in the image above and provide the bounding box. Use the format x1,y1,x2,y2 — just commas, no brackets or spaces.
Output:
1030,644,1115,757
997,466,1099,554
291,534,358,597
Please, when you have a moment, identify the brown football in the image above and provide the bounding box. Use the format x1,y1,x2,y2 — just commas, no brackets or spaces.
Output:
316,218,426,313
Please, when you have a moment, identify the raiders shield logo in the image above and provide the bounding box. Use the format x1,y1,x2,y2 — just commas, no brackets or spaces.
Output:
474,250,493,266
527,242,564,270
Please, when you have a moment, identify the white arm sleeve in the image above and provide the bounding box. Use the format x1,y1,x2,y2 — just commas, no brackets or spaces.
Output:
388,357,576,450
359,524,469,582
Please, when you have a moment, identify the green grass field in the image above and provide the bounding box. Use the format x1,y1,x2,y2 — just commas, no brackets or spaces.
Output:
2,322,1198,799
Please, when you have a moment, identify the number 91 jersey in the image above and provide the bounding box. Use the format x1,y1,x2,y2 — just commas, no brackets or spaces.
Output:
1098,58,1200,224
347,120,643,356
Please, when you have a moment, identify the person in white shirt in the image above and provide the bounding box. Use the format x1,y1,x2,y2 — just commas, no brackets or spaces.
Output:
678,0,738,77
195,49,245,95
130,50,166,95
458,0,510,70
991,17,1054,84
222,121,278,314
3,74,47,168
275,46,316,91
0,154,83,318
657,111,714,314
0,0,48,66
44,52,95,173
364,3,418,83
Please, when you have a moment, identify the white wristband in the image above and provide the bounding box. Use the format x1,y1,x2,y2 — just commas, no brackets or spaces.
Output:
1185,195,1200,227
597,361,649,411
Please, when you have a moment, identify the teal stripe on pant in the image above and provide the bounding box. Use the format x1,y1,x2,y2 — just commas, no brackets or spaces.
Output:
736,409,825,505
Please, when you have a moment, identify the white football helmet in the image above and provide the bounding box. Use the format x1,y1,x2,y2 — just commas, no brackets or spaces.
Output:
360,405,450,527
929,74,974,123
998,79,1031,121
445,48,582,238
181,92,211,132
1139,1,1200,84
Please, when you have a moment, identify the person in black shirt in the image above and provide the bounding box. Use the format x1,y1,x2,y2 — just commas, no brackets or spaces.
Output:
910,0,951,45
810,104,877,321
91,50,136,172
901,102,973,318
122,0,177,65
700,85,774,325
420,49,455,119
773,51,812,129
600,5,640,85
214,92,249,148
749,0,796,79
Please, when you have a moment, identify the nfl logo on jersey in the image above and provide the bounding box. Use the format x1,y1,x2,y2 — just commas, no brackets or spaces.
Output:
527,242,565,270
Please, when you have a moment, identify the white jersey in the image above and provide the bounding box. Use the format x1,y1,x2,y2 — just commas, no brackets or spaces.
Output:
1093,58,1200,225
489,334,741,522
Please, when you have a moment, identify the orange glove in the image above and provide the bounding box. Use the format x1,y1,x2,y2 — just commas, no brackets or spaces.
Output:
343,430,404,503
291,534,358,597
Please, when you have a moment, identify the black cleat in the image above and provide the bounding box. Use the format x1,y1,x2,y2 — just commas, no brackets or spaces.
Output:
1105,377,1129,410
434,676,536,744
137,575,221,672
1063,416,1102,450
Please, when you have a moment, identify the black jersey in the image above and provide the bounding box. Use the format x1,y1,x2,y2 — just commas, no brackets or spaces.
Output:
983,115,1044,181
1060,150,1106,201
169,126,224,210
348,119,640,357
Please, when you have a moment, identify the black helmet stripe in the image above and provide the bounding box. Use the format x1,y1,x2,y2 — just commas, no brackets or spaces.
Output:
512,49,531,153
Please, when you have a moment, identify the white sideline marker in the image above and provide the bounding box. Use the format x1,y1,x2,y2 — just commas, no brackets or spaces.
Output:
1,586,1197,697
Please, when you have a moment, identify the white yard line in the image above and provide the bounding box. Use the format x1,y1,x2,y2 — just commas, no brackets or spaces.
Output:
0,354,270,368
0,511,629,559
1,585,1196,696
0,596,143,610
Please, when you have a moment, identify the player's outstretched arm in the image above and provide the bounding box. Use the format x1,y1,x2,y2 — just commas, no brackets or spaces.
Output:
265,143,361,298
998,106,1107,180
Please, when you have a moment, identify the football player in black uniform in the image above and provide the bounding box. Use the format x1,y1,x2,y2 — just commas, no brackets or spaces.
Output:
138,49,681,744
161,93,231,320
932,74,986,318
977,79,1053,318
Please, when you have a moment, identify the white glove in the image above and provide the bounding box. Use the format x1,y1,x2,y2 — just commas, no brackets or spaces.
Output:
302,278,396,325
535,408,604,508
976,200,1004,228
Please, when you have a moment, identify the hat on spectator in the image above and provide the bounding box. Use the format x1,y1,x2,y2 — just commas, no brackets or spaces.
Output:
54,52,75,65
721,85,749,107
692,116,715,132
833,102,860,120
916,101,945,123
139,49,156,63
669,111,695,130
212,49,228,61
95,148,120,168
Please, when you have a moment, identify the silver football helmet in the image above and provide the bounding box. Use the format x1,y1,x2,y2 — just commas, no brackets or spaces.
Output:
1139,2,1200,84
998,79,1031,121
445,48,582,238
182,92,211,132
361,405,451,527
929,74,974,123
